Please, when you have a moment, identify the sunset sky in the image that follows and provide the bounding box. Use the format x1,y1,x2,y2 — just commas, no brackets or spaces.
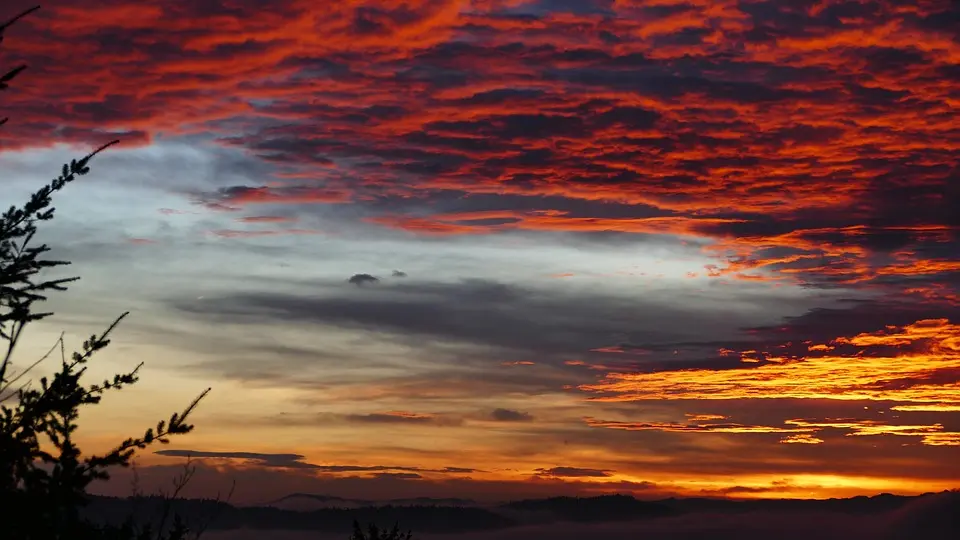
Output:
2,0,958,505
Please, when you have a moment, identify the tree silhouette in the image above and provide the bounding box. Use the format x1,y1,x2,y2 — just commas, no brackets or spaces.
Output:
0,6,210,539
348,520,414,540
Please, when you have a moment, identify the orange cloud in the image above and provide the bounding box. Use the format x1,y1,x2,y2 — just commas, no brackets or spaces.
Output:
890,404,960,412
784,418,955,443
780,434,824,445
583,417,814,434
580,319,960,406
684,414,729,422
369,211,747,238
585,416,959,447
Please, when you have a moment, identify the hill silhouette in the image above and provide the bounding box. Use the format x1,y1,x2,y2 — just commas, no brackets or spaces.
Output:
501,494,674,521
81,495,513,535
269,493,478,511
654,492,919,515
78,491,960,536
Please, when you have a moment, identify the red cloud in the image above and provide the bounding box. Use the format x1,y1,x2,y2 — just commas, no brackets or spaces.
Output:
0,1,955,294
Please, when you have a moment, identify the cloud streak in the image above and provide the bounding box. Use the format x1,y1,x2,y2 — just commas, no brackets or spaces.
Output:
153,449,477,475
581,319,960,411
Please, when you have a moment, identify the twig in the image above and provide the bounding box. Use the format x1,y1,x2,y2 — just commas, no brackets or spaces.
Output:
0,5,40,33
0,331,65,400
154,456,196,539
192,478,237,539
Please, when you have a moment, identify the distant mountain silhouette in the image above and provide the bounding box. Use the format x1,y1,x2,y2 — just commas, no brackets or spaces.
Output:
81,495,511,535
501,494,674,522
268,493,478,511
79,491,959,536
267,493,359,511
656,492,928,515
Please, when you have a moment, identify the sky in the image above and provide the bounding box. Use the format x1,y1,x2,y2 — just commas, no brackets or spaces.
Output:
1,0,958,505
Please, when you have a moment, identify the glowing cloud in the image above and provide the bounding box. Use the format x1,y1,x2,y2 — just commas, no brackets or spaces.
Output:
580,320,960,406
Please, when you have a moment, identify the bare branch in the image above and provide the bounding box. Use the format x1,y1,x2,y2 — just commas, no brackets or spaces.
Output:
0,331,64,400
0,5,40,34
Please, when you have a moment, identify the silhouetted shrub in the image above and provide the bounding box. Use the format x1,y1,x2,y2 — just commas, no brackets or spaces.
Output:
0,6,209,539
348,520,414,540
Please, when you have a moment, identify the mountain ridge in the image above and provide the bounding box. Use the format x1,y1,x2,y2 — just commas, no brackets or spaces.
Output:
79,490,959,534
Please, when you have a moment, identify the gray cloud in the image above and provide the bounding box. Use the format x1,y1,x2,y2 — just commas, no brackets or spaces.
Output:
343,412,463,427
491,408,534,422
153,449,476,475
347,273,379,286
442,467,477,474
170,278,778,363
535,467,613,478
162,276,841,406
154,450,319,469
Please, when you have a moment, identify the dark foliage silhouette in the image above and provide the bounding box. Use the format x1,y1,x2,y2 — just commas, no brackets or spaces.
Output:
348,520,413,540
0,6,209,539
